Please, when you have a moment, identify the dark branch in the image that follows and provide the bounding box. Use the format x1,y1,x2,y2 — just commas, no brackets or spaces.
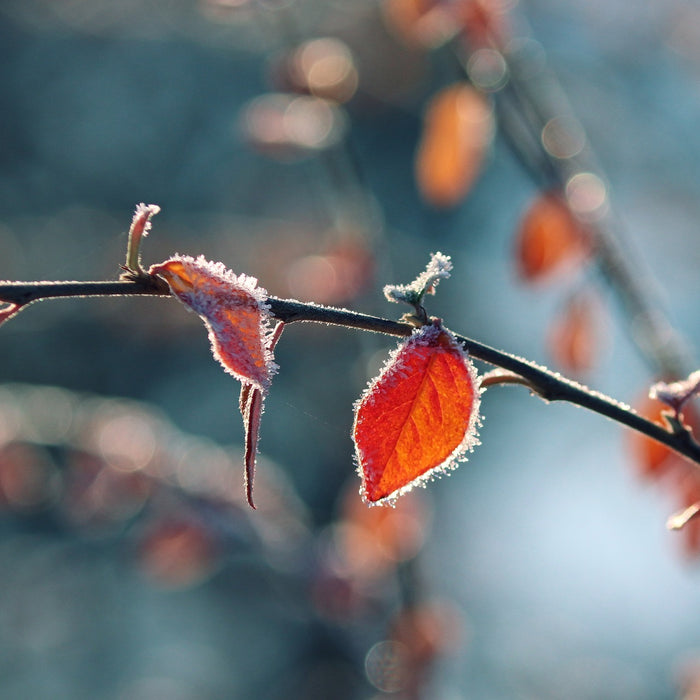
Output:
1,276,699,468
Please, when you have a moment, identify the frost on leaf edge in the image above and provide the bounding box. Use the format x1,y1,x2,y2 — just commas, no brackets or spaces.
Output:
352,322,482,507
150,254,278,394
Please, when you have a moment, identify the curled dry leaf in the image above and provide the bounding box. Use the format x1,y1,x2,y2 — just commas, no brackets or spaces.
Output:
515,191,590,282
353,321,481,505
150,255,282,508
150,255,276,392
415,83,494,208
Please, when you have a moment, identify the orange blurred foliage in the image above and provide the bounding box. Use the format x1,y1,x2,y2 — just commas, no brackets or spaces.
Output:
415,83,493,208
628,395,700,480
138,517,218,589
382,0,453,49
456,0,511,49
382,599,464,695
341,488,429,571
515,191,591,282
390,600,463,667
286,237,375,305
0,442,56,510
629,394,700,555
547,292,600,374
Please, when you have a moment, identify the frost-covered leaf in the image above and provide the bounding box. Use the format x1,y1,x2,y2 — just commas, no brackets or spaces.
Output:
353,321,481,505
384,252,452,307
150,255,283,508
415,83,493,208
150,255,277,393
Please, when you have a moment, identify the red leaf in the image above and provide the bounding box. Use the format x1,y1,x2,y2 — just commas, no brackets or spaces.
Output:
415,83,493,208
353,322,481,505
515,191,590,282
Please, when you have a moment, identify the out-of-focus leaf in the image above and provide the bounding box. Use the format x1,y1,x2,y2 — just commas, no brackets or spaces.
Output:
547,291,599,373
382,0,453,48
137,517,219,589
628,394,681,479
456,0,511,49
415,83,493,208
515,191,590,282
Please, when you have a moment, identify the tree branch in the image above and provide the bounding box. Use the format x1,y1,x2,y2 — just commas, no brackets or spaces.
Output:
1,276,698,467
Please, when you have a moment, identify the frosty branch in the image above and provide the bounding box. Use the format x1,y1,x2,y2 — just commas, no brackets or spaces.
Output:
1,270,700,471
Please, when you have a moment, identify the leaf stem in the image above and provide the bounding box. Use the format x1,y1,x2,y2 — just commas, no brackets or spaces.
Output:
0,277,698,467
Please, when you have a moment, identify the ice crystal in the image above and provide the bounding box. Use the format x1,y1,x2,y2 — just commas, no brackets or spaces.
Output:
650,370,700,414
131,203,161,238
383,252,453,306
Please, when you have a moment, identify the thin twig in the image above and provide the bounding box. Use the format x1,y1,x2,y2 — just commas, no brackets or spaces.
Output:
1,277,699,467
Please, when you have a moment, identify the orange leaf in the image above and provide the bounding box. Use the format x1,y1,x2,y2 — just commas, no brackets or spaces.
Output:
353,322,481,505
150,255,276,393
547,292,599,373
515,191,590,282
415,83,493,208
150,255,283,508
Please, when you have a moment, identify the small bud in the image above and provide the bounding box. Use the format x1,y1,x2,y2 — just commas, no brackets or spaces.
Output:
649,370,700,416
383,252,453,308
125,203,161,273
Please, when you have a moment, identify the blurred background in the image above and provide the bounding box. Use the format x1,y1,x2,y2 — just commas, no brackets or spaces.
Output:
2,0,700,697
